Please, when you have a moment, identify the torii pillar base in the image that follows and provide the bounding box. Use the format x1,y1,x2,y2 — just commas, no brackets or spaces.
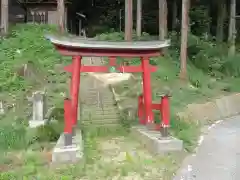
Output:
51,131,83,164
131,126,183,153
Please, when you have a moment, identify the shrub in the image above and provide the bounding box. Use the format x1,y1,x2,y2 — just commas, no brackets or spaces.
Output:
221,54,240,77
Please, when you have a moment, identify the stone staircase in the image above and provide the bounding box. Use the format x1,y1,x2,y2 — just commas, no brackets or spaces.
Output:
79,57,120,127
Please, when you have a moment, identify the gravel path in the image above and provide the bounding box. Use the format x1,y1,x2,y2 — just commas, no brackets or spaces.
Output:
174,115,240,180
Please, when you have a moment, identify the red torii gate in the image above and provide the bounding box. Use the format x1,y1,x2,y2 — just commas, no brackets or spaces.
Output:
47,35,170,146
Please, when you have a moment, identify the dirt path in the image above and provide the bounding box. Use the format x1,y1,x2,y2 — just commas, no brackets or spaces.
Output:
174,115,240,180
81,135,181,180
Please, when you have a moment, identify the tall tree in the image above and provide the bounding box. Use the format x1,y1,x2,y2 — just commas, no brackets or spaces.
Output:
136,0,142,37
159,0,168,40
57,0,65,33
179,0,190,80
125,0,133,41
216,0,226,42
228,0,236,56
172,0,177,30
1,0,9,35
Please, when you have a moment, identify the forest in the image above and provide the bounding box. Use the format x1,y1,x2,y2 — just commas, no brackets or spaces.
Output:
74,0,240,39
78,0,240,79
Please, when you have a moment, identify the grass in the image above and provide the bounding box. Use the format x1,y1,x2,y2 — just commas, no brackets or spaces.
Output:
0,130,184,179
1,25,240,179
0,24,72,147
0,24,69,168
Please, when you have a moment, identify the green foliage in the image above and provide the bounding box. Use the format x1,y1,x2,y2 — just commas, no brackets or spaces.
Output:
0,24,69,151
221,54,240,77
188,35,226,75
96,31,153,41
0,24,61,93
35,122,64,142
169,31,240,78
170,114,200,152
34,107,65,143
0,123,27,151
190,5,211,36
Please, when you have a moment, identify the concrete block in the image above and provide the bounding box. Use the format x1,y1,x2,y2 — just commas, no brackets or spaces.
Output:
216,94,240,117
187,102,222,122
131,126,183,154
52,131,83,164
177,93,240,123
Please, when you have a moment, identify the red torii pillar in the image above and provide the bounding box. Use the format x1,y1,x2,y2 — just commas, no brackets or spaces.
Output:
47,35,170,146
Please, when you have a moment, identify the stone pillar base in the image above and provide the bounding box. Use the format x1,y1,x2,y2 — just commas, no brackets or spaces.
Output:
52,131,83,164
131,126,183,154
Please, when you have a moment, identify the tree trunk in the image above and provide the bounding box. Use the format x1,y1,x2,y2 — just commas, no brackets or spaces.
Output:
164,0,168,36
57,0,65,33
205,5,211,39
216,1,226,42
125,0,133,41
1,0,9,35
228,0,236,56
172,0,177,30
187,0,191,32
136,0,142,37
159,0,168,40
179,0,189,80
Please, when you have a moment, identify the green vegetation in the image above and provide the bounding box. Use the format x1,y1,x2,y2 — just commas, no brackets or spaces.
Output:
0,24,69,153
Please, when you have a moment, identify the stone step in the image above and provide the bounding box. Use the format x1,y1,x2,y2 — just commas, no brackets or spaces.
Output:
81,107,118,112
83,88,112,93
81,103,115,107
81,112,119,118
82,117,119,123
83,98,114,104
85,87,112,92
81,109,118,115
81,105,118,110
82,123,120,128
82,119,119,125
78,60,121,128
87,107,118,111
83,95,114,100
101,98,115,102
81,116,119,121
81,106,116,111
82,116,119,121
83,99,114,104
81,113,119,120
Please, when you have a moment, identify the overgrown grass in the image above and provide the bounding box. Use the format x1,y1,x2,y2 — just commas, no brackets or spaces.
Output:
0,24,69,152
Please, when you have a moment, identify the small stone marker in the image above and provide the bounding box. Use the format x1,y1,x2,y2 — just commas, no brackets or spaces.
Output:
0,101,4,115
29,91,47,128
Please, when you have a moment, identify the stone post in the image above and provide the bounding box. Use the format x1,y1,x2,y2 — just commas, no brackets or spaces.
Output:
0,101,4,115
29,91,47,128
